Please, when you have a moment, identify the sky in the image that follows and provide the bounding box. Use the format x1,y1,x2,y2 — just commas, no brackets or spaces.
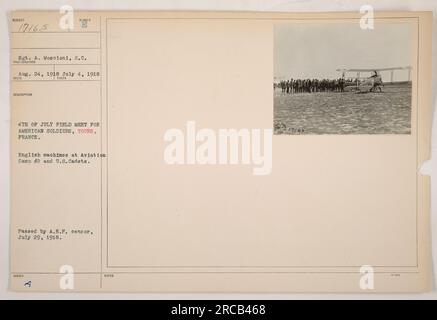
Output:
274,22,413,82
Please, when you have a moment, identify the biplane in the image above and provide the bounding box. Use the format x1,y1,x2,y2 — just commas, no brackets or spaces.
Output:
336,66,412,93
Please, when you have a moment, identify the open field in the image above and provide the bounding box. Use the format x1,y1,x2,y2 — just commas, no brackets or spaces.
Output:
274,82,412,134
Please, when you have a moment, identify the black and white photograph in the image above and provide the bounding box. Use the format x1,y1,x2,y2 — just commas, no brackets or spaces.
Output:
274,23,413,135
1,0,436,303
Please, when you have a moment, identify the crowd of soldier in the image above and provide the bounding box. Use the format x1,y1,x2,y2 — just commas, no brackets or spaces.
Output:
276,78,357,94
